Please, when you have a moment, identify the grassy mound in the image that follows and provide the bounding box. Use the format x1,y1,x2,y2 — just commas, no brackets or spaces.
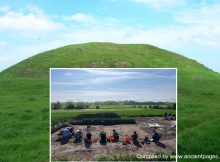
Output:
0,42,220,162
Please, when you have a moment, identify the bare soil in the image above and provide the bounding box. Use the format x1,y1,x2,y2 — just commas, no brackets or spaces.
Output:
51,117,176,161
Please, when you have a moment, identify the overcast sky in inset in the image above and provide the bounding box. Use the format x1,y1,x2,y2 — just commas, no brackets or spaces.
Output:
51,69,176,102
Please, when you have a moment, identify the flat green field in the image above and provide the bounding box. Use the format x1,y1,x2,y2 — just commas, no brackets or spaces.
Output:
51,107,176,124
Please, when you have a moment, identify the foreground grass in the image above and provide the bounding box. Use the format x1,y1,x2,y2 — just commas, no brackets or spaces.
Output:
0,79,49,162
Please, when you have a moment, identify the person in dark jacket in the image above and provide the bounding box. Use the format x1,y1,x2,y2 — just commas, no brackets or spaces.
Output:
62,128,71,144
68,127,74,136
113,129,119,142
74,129,83,141
86,125,92,140
131,131,138,143
152,130,160,143
100,131,107,144
141,136,150,145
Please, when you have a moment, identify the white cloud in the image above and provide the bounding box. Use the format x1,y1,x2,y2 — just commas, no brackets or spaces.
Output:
81,69,140,76
0,41,7,46
133,0,185,9
52,75,140,86
0,6,61,33
52,69,175,88
26,5,45,17
65,72,74,76
175,4,220,25
56,4,220,49
81,69,175,79
174,4,220,48
51,89,175,102
0,56,7,61
64,13,119,28
0,6,10,13
65,13,95,23
53,26,187,50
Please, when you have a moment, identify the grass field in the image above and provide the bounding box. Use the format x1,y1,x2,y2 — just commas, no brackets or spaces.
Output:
0,43,220,162
51,107,176,124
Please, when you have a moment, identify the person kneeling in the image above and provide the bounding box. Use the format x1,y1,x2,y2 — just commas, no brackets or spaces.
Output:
131,131,139,144
141,136,150,145
152,130,160,144
84,137,92,149
113,130,119,142
62,128,71,144
74,129,83,142
100,131,107,144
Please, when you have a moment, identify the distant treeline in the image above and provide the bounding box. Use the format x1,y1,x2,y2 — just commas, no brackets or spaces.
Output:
51,101,176,110
51,102,90,110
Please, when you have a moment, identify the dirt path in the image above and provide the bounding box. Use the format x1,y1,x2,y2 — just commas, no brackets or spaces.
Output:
51,117,176,161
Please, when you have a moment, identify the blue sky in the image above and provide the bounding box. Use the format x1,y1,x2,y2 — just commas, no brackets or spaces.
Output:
50,69,176,102
0,0,220,72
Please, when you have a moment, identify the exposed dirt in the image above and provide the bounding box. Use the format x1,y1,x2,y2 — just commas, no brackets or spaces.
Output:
51,117,176,161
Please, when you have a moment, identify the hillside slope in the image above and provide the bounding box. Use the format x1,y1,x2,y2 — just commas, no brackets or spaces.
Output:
0,42,220,162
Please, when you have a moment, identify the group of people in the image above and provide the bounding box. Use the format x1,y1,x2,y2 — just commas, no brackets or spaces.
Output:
164,112,176,120
59,125,161,146
122,130,160,145
61,127,74,144
99,129,119,144
59,126,84,144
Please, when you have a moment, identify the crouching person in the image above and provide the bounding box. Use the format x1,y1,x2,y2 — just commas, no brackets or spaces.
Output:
113,129,119,142
84,137,92,149
100,131,107,145
141,136,150,145
131,131,138,144
152,130,160,144
62,128,71,144
86,125,92,141
68,126,74,136
74,129,83,142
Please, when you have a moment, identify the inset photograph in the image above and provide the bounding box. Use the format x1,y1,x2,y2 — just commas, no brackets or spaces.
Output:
50,68,177,161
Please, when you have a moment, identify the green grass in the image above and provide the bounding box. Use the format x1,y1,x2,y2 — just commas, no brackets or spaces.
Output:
0,42,220,161
51,108,176,124
0,78,49,162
